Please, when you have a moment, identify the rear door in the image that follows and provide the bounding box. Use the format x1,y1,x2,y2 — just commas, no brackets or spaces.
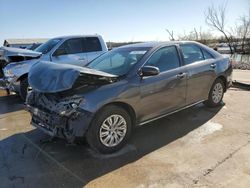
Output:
51,38,88,66
83,37,104,64
180,44,216,104
139,45,187,122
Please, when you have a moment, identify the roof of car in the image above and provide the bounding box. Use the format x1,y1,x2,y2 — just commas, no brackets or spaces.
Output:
118,41,223,59
52,34,102,40
118,41,198,49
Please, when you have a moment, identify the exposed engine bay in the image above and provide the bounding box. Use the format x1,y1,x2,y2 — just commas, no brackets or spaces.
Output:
26,61,118,142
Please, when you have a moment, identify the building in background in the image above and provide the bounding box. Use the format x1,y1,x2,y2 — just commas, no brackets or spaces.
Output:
3,38,48,49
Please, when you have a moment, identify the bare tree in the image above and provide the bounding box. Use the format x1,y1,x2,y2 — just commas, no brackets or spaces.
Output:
165,29,175,41
229,8,250,53
196,27,213,44
194,28,199,40
177,30,196,40
205,2,234,54
238,9,250,53
177,27,213,44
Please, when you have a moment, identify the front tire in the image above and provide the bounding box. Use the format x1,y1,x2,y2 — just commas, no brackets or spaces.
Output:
204,78,225,107
19,78,29,101
86,105,132,154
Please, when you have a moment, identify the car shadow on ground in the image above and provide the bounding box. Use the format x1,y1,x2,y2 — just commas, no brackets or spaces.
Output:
0,94,24,114
0,103,223,188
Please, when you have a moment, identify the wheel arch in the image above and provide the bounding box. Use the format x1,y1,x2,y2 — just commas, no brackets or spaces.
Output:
17,73,28,82
96,101,137,128
205,75,227,101
216,75,227,92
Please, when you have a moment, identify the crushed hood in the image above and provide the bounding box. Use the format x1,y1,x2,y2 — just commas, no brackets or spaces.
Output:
28,61,118,93
0,46,41,63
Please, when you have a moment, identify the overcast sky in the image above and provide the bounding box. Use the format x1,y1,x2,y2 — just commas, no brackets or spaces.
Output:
0,0,249,45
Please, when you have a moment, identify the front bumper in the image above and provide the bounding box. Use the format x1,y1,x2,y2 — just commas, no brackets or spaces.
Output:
0,76,20,92
226,65,233,89
25,104,93,142
26,104,67,137
0,77,7,90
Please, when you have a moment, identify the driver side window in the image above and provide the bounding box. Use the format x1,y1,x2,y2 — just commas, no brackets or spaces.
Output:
54,38,84,56
145,46,180,72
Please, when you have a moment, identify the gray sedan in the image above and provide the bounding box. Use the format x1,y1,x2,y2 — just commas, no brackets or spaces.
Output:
26,41,232,153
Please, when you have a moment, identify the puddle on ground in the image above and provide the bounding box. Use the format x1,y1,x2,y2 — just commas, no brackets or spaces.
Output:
185,121,223,144
89,144,137,159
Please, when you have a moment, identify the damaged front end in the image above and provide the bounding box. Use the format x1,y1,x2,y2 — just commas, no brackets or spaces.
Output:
26,91,93,142
0,46,41,77
26,61,118,142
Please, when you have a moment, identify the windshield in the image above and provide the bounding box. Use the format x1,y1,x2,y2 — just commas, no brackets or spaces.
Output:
26,43,41,50
35,38,62,54
87,48,149,76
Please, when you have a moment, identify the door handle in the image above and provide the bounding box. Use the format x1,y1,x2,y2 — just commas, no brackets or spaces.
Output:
176,72,186,79
210,63,216,68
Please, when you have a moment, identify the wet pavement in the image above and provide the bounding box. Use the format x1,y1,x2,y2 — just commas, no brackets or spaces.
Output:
0,76,250,187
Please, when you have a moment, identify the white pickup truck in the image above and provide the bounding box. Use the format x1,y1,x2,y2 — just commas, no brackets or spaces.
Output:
0,35,108,100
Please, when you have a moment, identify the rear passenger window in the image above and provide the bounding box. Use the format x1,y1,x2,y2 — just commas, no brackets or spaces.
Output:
202,49,214,59
145,46,180,72
84,37,102,52
58,38,84,54
180,44,204,65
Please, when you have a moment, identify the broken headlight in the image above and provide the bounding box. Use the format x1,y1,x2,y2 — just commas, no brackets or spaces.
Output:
3,68,14,77
58,97,84,117
70,103,78,109
68,98,84,110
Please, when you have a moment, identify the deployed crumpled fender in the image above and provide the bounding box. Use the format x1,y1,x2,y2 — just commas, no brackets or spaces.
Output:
28,61,118,93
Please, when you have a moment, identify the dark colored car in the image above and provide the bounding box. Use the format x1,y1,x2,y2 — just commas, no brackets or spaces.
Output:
26,41,232,153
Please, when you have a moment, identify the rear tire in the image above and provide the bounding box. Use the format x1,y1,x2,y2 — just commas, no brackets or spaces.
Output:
86,105,132,154
204,78,225,107
19,78,29,101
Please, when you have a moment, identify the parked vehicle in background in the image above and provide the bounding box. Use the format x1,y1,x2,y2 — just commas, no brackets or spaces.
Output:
26,41,232,154
26,43,43,50
216,43,235,54
3,38,48,49
0,46,42,77
0,35,108,100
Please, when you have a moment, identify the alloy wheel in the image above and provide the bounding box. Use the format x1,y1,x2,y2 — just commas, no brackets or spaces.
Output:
99,114,127,147
212,83,223,104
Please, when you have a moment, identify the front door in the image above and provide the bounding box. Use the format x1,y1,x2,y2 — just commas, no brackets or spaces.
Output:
139,45,187,122
51,38,88,66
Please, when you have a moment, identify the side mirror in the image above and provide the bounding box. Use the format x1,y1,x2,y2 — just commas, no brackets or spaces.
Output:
139,66,160,77
53,48,66,56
